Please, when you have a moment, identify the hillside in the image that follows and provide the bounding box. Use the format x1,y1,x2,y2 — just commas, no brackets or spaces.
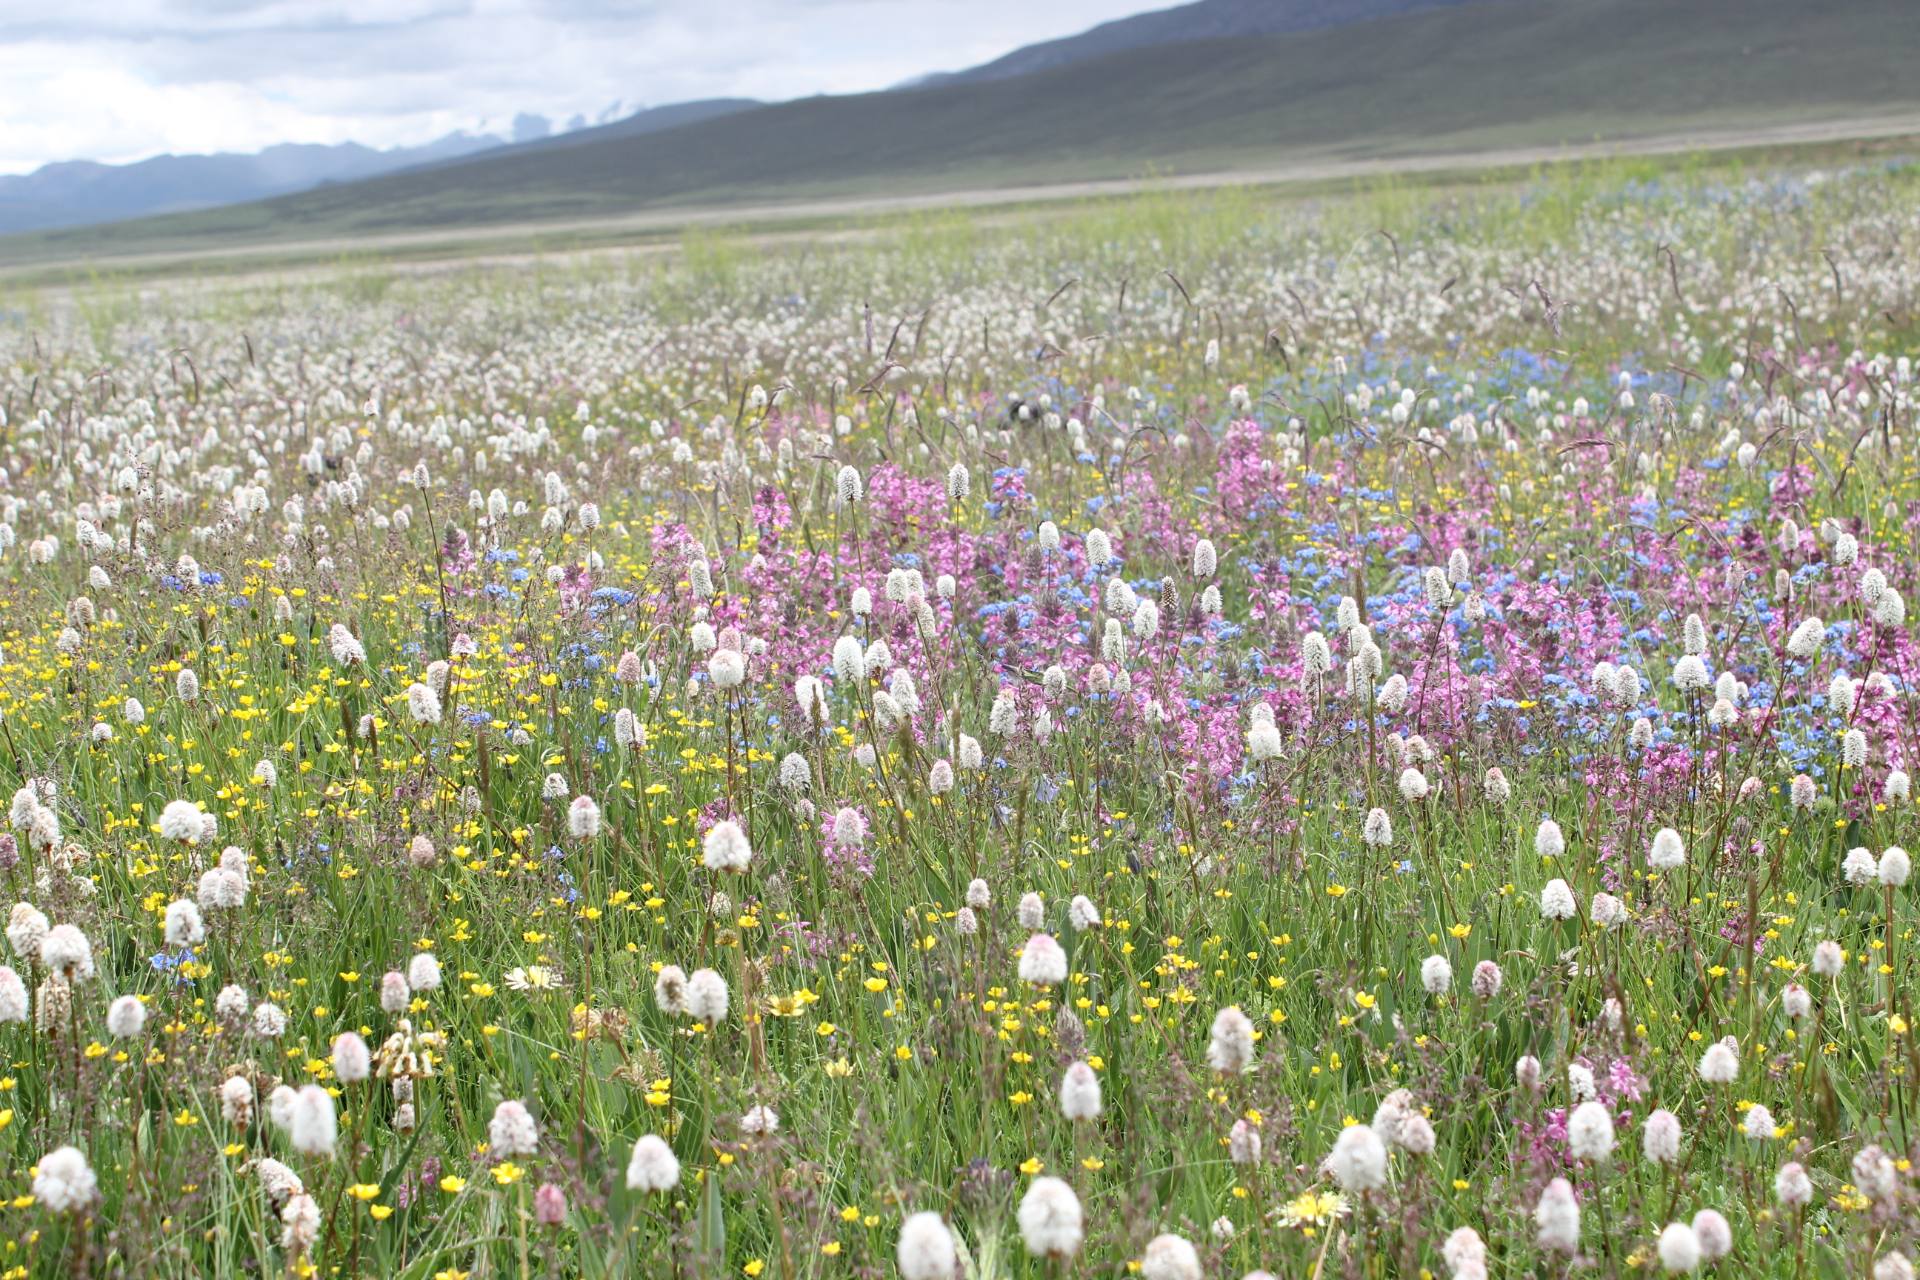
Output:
8,0,1920,265
0,134,502,235
916,0,1478,84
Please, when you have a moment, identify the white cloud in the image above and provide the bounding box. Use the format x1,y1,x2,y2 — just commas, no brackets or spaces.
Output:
0,0,1151,173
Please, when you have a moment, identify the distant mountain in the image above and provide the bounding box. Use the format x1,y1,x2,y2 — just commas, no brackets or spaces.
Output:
0,134,505,235
0,99,762,236
916,0,1481,85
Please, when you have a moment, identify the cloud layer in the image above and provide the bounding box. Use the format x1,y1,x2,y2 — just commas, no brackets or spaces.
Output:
0,0,1147,174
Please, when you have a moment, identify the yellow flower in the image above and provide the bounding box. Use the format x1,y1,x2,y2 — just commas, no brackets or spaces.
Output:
369,1204,395,1220
492,1162,524,1186
440,1176,467,1194
1018,1157,1044,1175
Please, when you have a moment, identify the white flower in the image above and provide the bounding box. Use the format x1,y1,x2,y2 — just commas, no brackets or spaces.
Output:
332,1032,371,1083
708,650,746,689
1697,1036,1739,1084
1567,1100,1615,1161
1813,940,1844,975
106,994,146,1038
489,1100,540,1157
702,820,752,872
1017,892,1045,930
1206,1005,1255,1074
685,968,729,1023
405,682,442,724
32,1146,97,1214
1648,827,1686,870
1420,954,1452,994
627,1135,680,1191
40,924,94,979
1880,845,1911,887
896,1212,957,1280
408,951,441,990
1229,1118,1262,1165
159,799,209,843
1397,767,1429,802
1018,934,1068,986
1443,1227,1486,1280
1874,1253,1915,1280
1743,1103,1776,1140
1774,1161,1812,1206
1534,818,1565,858
1140,1234,1201,1280
1362,808,1393,847
164,898,205,947
1534,1177,1580,1254
1590,892,1628,928
288,1084,337,1156
1853,1144,1897,1200
1059,1061,1102,1120
1643,1109,1682,1164
559,794,600,841
0,967,26,1023
1786,617,1826,659
1657,1222,1701,1273
1017,1177,1083,1260
740,1104,779,1136
1539,878,1577,920
1843,847,1880,887
1326,1123,1387,1192
1068,895,1100,930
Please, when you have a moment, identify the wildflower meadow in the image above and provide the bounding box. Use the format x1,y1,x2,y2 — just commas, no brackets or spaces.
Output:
1,164,1919,1279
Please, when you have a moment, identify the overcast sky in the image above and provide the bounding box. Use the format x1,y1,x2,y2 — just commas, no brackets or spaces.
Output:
0,1,1151,175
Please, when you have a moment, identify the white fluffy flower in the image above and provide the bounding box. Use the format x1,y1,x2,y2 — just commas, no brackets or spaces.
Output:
1420,953,1452,994
106,994,147,1038
1141,1234,1201,1280
896,1212,957,1280
1017,1176,1083,1260
1697,1037,1739,1084
1059,1061,1102,1120
159,799,209,842
1567,1100,1615,1161
702,820,752,872
32,1146,97,1213
1206,1005,1256,1074
1643,1108,1682,1164
1534,1177,1580,1254
626,1134,680,1191
1326,1123,1388,1192
685,968,729,1023
1657,1222,1701,1273
1018,934,1068,986
489,1100,540,1157
288,1084,337,1156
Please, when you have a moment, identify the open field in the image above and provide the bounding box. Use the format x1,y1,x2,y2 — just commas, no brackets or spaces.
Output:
5,119,1920,293
0,157,1917,1280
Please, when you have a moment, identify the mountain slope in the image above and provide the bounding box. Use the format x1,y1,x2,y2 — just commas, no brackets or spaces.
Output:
0,134,502,235
10,0,1920,262
919,0,1478,84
